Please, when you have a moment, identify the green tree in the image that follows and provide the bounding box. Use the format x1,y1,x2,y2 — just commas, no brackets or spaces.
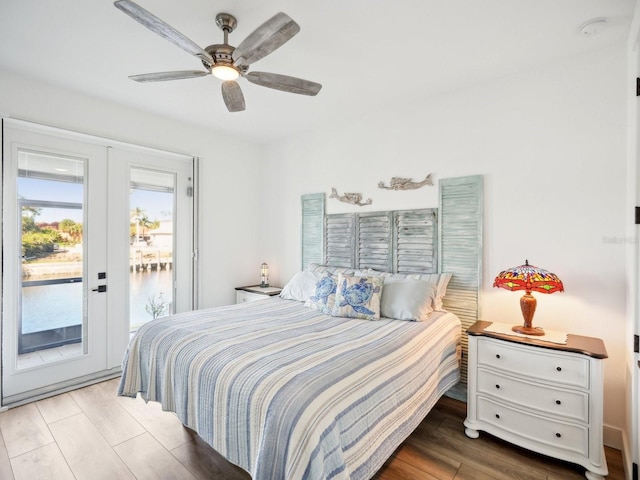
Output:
22,230,61,259
21,205,41,233
130,207,160,240
59,218,75,232
59,218,83,243
69,222,83,242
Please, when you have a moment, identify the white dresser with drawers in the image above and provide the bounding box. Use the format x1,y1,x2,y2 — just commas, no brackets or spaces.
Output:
464,321,608,480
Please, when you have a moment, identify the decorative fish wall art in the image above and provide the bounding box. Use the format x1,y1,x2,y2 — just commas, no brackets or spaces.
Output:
378,173,433,190
329,188,372,207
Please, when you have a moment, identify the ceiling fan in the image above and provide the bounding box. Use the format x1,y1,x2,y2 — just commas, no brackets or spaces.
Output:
114,0,322,112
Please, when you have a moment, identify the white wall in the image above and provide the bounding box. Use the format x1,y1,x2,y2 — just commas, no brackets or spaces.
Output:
0,69,262,307
261,44,628,438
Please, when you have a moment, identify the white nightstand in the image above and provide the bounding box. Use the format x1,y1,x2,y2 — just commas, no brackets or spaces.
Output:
464,321,608,480
235,285,282,304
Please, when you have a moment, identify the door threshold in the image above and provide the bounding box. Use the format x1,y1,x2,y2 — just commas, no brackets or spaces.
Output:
2,367,122,408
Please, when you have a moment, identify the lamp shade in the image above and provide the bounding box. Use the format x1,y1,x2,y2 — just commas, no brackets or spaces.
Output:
493,260,563,336
493,260,564,294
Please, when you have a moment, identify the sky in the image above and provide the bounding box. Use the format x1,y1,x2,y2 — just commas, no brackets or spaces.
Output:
19,178,173,225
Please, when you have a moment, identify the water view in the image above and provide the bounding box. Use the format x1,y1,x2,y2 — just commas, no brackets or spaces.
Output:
22,269,173,334
130,269,173,330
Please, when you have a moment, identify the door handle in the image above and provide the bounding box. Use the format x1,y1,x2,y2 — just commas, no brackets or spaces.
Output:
92,285,107,293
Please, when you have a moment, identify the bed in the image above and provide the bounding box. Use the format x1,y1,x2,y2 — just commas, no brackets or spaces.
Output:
118,175,483,479
119,296,461,479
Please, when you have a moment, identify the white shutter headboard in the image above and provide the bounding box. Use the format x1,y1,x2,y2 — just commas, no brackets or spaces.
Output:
439,175,483,399
301,193,325,270
300,175,483,397
320,209,438,273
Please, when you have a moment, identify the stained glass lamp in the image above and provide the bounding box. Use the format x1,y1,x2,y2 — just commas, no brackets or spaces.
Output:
493,260,564,336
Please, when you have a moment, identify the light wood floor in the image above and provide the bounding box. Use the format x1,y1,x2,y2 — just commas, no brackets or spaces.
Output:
0,378,625,480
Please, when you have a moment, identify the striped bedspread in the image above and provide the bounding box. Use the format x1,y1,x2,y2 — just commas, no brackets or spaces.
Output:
118,297,461,480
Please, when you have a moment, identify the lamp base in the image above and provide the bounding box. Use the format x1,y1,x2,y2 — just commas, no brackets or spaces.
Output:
512,325,545,336
515,291,544,336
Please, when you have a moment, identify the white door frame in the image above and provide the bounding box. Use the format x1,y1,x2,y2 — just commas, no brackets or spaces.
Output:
627,7,640,478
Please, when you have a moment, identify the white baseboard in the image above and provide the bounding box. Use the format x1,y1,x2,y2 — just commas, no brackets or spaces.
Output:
604,424,623,450
619,427,633,480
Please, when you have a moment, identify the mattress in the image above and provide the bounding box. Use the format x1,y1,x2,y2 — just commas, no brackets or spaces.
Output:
118,297,461,480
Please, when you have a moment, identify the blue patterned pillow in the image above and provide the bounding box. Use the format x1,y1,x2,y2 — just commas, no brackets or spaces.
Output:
304,272,338,314
331,274,383,320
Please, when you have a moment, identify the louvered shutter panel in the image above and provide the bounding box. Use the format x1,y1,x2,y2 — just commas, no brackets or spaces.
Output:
301,193,325,270
438,175,483,398
358,212,393,271
394,209,437,274
325,214,356,268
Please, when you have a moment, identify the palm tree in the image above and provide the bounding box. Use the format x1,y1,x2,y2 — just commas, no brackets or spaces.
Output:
130,207,160,243
68,222,83,242
59,219,83,243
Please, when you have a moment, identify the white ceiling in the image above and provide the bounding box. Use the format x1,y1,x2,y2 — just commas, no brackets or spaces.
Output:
0,0,634,145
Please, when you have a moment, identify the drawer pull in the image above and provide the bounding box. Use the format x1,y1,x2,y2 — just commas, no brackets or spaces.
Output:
495,354,501,359
555,400,562,405
555,432,562,438
495,414,500,419
495,384,501,389
556,366,562,372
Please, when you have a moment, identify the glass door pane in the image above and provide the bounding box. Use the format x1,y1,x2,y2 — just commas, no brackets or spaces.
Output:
18,150,85,367
129,168,176,332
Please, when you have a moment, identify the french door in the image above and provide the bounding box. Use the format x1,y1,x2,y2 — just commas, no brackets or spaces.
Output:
2,120,194,405
106,147,195,366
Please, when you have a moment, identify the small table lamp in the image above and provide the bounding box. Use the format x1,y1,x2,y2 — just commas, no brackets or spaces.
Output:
260,262,269,288
493,260,564,336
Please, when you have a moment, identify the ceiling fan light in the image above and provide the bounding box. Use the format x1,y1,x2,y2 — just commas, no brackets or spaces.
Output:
212,65,239,81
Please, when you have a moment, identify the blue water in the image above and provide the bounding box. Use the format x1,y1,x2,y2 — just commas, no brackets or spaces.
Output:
21,269,173,333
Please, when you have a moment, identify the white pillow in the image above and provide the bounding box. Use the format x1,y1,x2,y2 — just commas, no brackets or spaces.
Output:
374,271,452,311
381,279,437,321
280,271,321,301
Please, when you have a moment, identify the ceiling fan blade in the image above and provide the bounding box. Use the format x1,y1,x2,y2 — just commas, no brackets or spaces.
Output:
221,81,246,112
245,72,321,96
129,70,210,82
232,12,300,66
114,0,213,65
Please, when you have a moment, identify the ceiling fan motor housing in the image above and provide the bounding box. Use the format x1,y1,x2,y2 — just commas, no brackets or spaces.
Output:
204,44,236,70
205,14,246,73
